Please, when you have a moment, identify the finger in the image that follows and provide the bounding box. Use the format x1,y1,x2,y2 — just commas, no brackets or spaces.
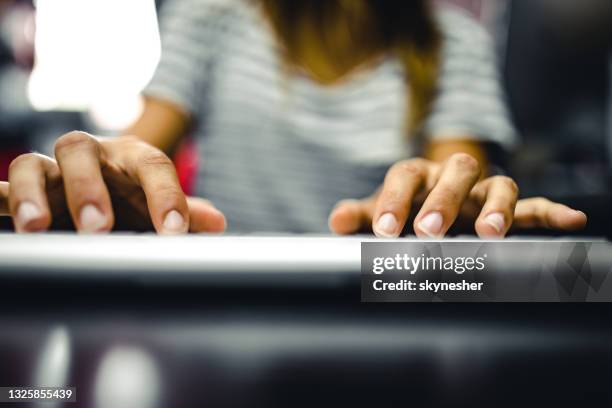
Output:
0,181,8,215
514,198,587,231
187,197,226,233
328,198,375,235
413,153,481,238
54,131,114,233
472,176,519,238
372,159,429,237
132,148,189,234
7,153,54,232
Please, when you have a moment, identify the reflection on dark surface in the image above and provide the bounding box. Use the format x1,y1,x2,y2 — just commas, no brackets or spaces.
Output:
1,283,612,407
93,346,161,408
33,326,70,408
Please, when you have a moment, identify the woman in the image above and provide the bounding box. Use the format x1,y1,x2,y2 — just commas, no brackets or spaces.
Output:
0,0,587,237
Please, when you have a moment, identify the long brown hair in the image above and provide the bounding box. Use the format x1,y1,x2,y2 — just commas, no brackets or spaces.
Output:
259,0,441,133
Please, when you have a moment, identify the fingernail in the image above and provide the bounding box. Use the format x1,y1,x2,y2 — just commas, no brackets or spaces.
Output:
418,212,443,237
162,210,185,234
16,201,42,229
484,212,505,234
79,204,107,233
376,213,399,237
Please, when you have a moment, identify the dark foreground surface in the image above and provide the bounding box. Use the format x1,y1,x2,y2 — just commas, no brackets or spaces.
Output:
1,279,611,408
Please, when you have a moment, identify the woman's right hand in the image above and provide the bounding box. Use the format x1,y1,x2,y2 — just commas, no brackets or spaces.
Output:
0,131,226,234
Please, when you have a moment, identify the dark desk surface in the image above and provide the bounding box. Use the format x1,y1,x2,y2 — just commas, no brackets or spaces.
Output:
1,281,612,407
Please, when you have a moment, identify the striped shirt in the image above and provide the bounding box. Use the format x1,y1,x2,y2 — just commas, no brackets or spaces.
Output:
144,0,516,233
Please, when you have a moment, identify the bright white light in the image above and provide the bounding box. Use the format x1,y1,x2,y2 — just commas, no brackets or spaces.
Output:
89,94,145,132
94,346,162,408
28,0,160,122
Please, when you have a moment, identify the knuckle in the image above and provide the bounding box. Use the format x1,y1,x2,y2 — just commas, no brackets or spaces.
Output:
54,131,96,154
138,150,173,168
9,153,40,172
449,153,480,173
393,160,426,179
494,176,519,194
533,197,552,207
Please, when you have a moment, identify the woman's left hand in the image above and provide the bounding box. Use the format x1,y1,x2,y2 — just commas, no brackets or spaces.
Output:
328,153,587,238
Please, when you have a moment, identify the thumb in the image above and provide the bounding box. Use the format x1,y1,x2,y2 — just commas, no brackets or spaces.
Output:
513,198,587,231
328,197,376,235
187,197,227,233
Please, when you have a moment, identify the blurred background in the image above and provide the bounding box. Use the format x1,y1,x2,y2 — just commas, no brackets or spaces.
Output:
0,0,611,235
